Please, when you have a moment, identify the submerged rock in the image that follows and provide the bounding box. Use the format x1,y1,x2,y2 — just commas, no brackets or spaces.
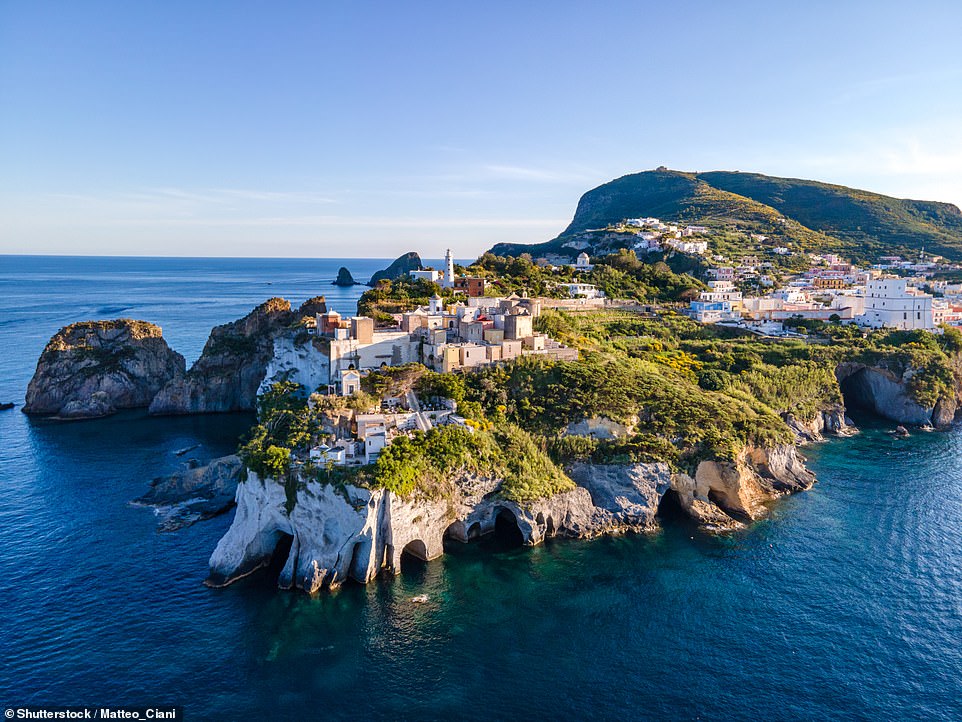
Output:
23,319,185,419
133,454,244,531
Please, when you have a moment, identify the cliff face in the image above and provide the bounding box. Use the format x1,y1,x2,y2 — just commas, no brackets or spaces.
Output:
149,298,294,415
207,463,674,593
207,449,814,593
669,444,816,529
258,335,331,397
23,320,185,419
784,404,857,443
836,362,958,428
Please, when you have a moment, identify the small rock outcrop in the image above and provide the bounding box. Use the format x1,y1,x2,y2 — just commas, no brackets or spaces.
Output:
333,267,360,287
24,320,185,419
132,455,244,531
149,299,295,415
670,444,816,526
784,404,857,443
368,252,423,286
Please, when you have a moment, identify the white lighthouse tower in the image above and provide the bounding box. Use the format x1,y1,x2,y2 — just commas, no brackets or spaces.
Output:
443,248,455,288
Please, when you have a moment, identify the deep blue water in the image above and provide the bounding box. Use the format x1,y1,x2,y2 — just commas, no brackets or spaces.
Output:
0,255,960,720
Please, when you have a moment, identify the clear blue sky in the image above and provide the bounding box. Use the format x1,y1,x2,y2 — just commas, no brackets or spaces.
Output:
2,0,961,258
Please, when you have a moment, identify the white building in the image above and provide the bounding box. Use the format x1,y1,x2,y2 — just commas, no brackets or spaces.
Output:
858,277,935,330
443,248,455,289
409,269,442,283
700,280,742,303
559,283,604,299
665,238,708,255
574,252,594,271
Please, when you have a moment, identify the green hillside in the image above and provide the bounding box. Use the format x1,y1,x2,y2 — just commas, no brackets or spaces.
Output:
697,171,962,260
489,168,962,263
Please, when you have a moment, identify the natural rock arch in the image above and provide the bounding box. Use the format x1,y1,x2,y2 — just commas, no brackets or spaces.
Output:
399,539,429,574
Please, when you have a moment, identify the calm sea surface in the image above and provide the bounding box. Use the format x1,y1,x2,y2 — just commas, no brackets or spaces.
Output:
0,255,960,720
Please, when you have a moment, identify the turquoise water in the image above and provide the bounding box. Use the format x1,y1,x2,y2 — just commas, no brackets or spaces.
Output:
1,256,960,720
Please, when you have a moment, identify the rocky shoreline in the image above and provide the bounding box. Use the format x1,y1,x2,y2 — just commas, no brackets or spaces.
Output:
205,440,819,593
21,298,962,596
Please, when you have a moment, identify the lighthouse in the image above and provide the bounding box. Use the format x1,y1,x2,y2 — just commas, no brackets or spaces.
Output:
443,248,455,288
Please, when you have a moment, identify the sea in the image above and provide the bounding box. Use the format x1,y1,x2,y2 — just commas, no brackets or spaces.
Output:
0,255,960,721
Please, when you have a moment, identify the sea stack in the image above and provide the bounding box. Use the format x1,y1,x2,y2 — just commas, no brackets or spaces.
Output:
333,267,359,287
24,319,186,419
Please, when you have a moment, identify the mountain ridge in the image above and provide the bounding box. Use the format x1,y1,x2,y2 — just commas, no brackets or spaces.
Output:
489,168,962,262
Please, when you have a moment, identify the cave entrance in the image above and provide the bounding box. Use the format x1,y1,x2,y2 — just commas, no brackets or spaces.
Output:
838,368,876,417
264,531,294,583
400,539,429,576
656,489,686,522
493,508,524,548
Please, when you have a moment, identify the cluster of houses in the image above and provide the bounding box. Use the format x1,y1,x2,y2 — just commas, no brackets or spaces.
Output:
687,249,962,334
625,217,710,255
308,392,464,468
262,262,583,468
297,293,578,395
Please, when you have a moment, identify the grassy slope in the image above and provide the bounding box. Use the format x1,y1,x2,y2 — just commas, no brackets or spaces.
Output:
490,168,962,262
699,171,962,260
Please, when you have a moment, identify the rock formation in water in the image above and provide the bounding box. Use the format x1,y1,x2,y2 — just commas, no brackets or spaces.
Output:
368,252,423,286
333,267,360,287
670,444,816,530
783,404,858,443
23,320,186,419
133,454,244,531
836,362,958,428
148,298,324,415
207,443,816,593
207,464,675,592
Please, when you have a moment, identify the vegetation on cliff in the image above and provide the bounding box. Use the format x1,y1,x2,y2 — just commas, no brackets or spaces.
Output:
532,308,962,421
238,379,573,506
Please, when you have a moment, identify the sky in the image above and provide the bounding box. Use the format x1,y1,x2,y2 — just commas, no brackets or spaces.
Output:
2,0,962,259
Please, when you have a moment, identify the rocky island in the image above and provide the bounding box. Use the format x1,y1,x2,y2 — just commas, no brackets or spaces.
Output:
333,266,361,287
23,319,185,419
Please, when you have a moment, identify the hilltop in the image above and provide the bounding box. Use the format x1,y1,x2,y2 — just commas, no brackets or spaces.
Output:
489,168,962,263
